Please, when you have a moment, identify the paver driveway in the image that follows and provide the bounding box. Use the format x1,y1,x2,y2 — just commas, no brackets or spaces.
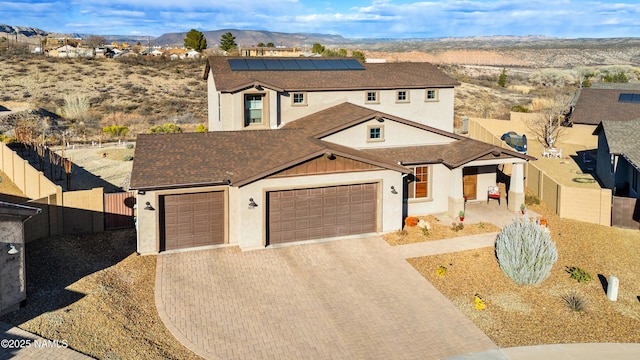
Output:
156,236,498,360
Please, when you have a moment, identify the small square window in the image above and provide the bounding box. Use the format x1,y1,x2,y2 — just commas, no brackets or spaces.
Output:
292,92,306,106
366,91,379,103
396,90,409,103
426,89,438,101
367,125,384,142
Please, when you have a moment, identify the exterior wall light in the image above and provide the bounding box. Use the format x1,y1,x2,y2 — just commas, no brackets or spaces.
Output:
144,202,155,211
391,186,398,194
249,198,258,208
7,243,19,255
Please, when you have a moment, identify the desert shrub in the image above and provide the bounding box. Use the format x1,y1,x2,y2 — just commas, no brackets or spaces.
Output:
404,216,419,227
566,266,592,283
125,143,135,149
451,222,464,232
495,218,558,285
122,155,134,161
525,194,540,205
150,123,182,134
436,265,447,277
421,227,429,237
561,291,586,312
511,105,530,113
62,93,90,121
102,125,129,138
195,124,207,133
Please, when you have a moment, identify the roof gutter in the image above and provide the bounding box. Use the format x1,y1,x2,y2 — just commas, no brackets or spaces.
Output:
130,180,231,192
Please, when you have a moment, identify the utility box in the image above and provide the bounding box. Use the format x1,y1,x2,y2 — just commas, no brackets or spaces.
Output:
607,276,619,301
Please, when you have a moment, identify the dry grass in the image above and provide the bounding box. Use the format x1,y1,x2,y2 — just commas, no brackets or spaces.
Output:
383,215,501,246
408,202,640,347
0,229,203,359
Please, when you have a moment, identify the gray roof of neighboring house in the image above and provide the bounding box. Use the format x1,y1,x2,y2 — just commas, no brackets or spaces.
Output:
595,118,640,170
570,88,640,125
203,57,460,93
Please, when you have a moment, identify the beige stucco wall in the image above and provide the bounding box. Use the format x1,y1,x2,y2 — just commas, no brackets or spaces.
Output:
0,143,61,201
206,73,456,133
62,188,104,234
407,163,450,216
0,216,26,316
322,118,455,149
234,170,403,250
136,186,230,255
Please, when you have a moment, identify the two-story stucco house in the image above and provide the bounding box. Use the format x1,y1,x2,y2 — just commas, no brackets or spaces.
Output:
130,57,532,254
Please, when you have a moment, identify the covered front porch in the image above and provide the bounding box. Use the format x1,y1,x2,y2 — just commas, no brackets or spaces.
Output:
447,160,528,222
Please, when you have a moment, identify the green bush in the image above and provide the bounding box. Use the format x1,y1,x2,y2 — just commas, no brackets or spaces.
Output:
495,218,558,285
566,266,592,283
511,105,530,113
125,143,134,149
123,155,134,161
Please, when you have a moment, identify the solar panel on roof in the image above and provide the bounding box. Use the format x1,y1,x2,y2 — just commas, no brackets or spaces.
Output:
228,59,249,70
619,93,640,103
228,58,364,71
262,59,284,70
245,59,266,70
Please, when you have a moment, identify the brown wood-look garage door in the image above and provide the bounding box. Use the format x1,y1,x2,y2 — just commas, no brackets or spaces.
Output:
268,183,377,245
162,191,224,251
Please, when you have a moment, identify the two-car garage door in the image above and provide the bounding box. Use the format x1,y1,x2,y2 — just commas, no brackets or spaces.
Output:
268,183,378,245
161,191,225,251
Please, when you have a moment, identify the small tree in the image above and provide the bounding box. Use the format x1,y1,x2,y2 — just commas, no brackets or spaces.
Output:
256,42,265,47
219,32,237,52
498,68,507,87
184,29,207,52
526,93,572,148
311,43,325,54
496,218,558,285
266,42,275,47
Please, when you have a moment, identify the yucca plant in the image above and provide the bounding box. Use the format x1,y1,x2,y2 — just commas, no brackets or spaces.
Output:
495,218,558,285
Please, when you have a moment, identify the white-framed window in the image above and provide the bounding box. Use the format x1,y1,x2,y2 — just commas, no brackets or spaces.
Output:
425,89,439,101
292,92,306,106
396,90,409,103
367,125,384,142
408,166,431,199
244,94,264,126
366,91,379,104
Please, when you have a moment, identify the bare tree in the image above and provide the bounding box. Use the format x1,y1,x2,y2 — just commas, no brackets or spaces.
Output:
84,35,105,54
526,93,572,148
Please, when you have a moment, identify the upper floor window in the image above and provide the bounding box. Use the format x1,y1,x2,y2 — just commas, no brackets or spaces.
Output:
292,92,306,106
367,125,384,142
396,90,409,103
425,89,439,101
408,166,430,199
244,94,263,126
366,91,379,104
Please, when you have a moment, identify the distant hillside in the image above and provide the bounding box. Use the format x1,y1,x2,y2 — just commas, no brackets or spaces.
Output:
154,29,350,48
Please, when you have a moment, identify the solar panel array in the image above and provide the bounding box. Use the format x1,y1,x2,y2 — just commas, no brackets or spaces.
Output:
228,58,365,71
618,93,640,103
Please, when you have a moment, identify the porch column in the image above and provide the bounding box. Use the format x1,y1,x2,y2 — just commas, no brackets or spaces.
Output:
448,167,465,218
508,162,525,212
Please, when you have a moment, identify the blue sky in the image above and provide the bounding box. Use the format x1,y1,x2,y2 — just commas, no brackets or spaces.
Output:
2,0,640,39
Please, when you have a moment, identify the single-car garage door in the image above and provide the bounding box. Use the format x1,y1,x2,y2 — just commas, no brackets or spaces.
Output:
162,191,225,251
268,183,377,245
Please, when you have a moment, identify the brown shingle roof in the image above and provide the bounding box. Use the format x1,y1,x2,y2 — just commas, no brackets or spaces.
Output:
570,88,640,125
130,129,408,190
363,139,534,168
282,102,464,140
204,57,460,93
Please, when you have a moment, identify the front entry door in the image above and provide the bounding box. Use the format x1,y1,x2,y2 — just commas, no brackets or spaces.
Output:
463,168,478,200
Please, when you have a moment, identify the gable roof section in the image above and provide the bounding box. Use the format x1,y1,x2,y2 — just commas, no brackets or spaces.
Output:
570,88,640,125
362,138,533,169
130,130,409,190
594,118,640,170
282,102,464,141
204,57,460,93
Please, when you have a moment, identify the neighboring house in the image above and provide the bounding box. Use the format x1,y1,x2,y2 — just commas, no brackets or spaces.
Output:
203,57,458,133
131,93,532,253
0,202,41,316
241,47,302,57
569,86,640,128
593,119,640,197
